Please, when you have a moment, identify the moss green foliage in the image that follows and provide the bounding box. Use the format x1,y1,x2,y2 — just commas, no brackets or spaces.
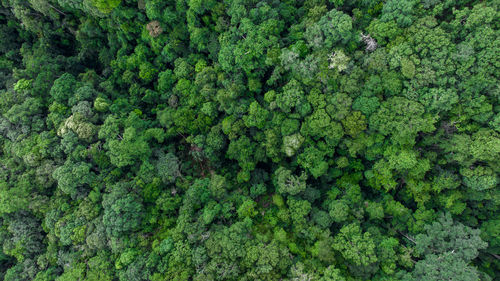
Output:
0,0,499,280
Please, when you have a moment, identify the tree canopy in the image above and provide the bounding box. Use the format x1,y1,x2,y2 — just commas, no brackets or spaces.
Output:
0,0,499,280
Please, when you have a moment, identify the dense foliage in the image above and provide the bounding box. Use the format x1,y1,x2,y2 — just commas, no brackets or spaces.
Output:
0,0,499,280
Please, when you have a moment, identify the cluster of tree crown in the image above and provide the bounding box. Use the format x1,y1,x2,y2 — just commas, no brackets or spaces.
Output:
0,0,499,280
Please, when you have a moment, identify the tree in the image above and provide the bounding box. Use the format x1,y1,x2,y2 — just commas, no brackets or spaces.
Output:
333,223,378,267
243,101,270,129
156,69,175,93
328,200,349,223
92,0,121,14
376,237,400,275
444,129,500,166
460,166,497,191
155,152,181,184
319,266,346,281
407,252,487,281
282,133,304,157
408,213,488,281
276,79,305,113
226,135,263,180
102,182,145,237
369,97,436,146
381,0,416,27
303,108,332,139
3,212,45,263
106,126,152,168
297,146,329,178
274,167,307,196
287,198,311,232
415,213,487,262
50,73,78,104
341,111,367,137
85,251,115,281
4,258,39,281
328,50,350,72
52,160,94,198
57,113,97,142
237,199,258,219
305,9,354,49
